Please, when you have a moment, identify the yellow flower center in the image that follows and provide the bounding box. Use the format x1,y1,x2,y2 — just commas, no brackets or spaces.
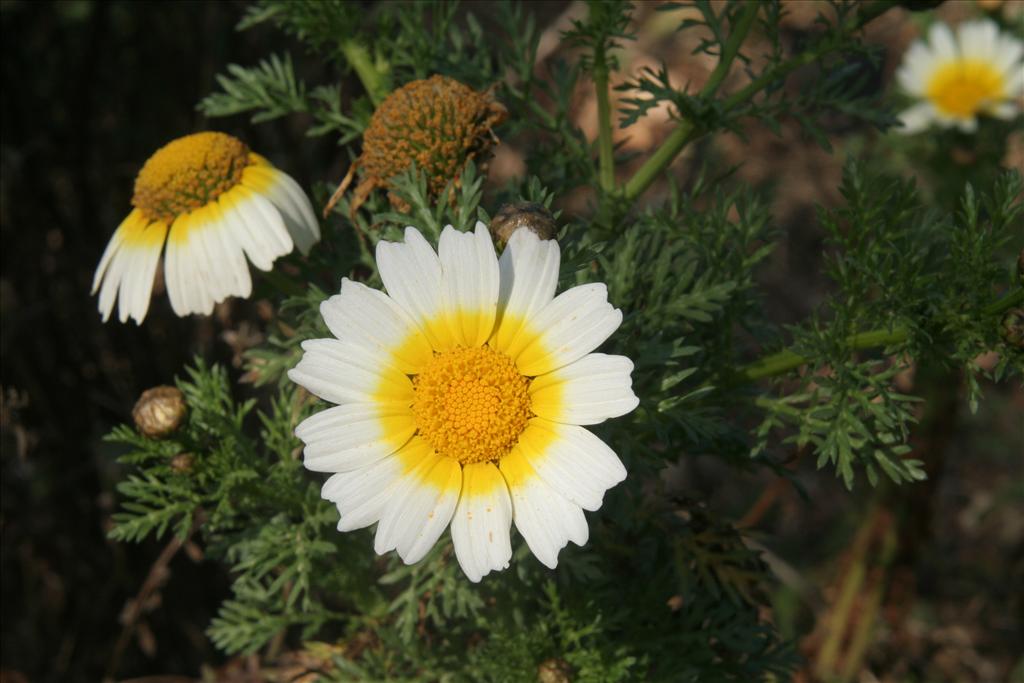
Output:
132,132,250,224
925,59,1005,118
412,345,532,465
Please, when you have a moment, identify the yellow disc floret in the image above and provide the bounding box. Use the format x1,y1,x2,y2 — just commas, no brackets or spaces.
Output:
132,132,251,224
412,345,531,465
926,59,1005,118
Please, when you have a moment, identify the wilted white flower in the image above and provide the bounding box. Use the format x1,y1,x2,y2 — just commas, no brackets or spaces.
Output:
92,132,319,323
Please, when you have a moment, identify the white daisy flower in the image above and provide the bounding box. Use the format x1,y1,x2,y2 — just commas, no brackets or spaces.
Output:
288,224,639,582
895,19,1024,134
92,132,320,323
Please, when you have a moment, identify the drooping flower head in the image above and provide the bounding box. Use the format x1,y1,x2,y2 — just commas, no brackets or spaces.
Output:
92,132,320,323
328,76,507,216
895,19,1023,134
288,224,638,581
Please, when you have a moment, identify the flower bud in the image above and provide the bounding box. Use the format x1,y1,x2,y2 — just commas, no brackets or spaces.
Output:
537,658,572,683
1001,308,1024,349
489,202,557,245
132,386,187,438
170,453,195,473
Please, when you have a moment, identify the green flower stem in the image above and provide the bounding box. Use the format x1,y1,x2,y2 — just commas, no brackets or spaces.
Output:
701,0,761,100
594,47,616,193
735,288,1024,384
340,39,389,106
622,0,897,203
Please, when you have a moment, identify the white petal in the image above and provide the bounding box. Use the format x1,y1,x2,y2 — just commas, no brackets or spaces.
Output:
92,210,134,294
493,227,561,355
530,353,640,425
182,214,218,315
439,222,499,347
163,220,186,315
451,462,513,582
322,455,405,532
896,42,935,96
287,338,414,406
513,283,623,377
928,22,957,62
203,202,253,300
376,227,456,349
188,212,230,303
989,102,1020,120
896,102,937,135
957,19,998,63
374,443,462,564
221,185,293,271
164,216,202,315
295,403,416,473
243,164,320,255
500,450,589,569
124,230,165,324
994,35,1024,79
956,117,978,133
514,418,626,511
95,211,164,322
320,278,434,373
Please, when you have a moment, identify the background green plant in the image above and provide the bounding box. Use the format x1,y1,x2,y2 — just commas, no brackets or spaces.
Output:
95,0,1024,680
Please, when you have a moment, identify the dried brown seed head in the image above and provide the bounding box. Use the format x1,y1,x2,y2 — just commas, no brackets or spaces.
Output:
330,76,506,217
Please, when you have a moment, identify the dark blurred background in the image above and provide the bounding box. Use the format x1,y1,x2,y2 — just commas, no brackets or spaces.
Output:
2,1,1022,682
0,1,337,679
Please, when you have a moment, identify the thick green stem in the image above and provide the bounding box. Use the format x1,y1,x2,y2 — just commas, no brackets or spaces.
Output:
622,3,757,201
340,39,389,106
622,0,897,203
594,51,616,193
622,121,699,202
734,288,1024,384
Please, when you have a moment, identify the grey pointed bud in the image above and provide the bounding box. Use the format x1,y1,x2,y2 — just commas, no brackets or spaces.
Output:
132,386,187,438
489,202,557,245
537,658,572,683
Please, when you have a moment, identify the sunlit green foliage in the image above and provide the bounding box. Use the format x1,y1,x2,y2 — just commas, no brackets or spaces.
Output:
109,0,1023,678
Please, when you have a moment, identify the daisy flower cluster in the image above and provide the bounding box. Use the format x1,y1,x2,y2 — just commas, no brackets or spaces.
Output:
896,19,1023,134
288,224,639,581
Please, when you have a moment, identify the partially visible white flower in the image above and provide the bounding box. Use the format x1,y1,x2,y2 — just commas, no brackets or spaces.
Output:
92,132,320,324
895,19,1023,134
288,224,639,582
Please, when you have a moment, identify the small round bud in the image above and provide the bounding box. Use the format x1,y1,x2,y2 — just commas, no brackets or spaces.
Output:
537,658,572,683
132,386,187,438
170,453,195,473
1000,308,1024,349
489,202,557,245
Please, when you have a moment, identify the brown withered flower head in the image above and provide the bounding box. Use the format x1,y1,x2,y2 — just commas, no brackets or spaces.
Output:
326,75,506,217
